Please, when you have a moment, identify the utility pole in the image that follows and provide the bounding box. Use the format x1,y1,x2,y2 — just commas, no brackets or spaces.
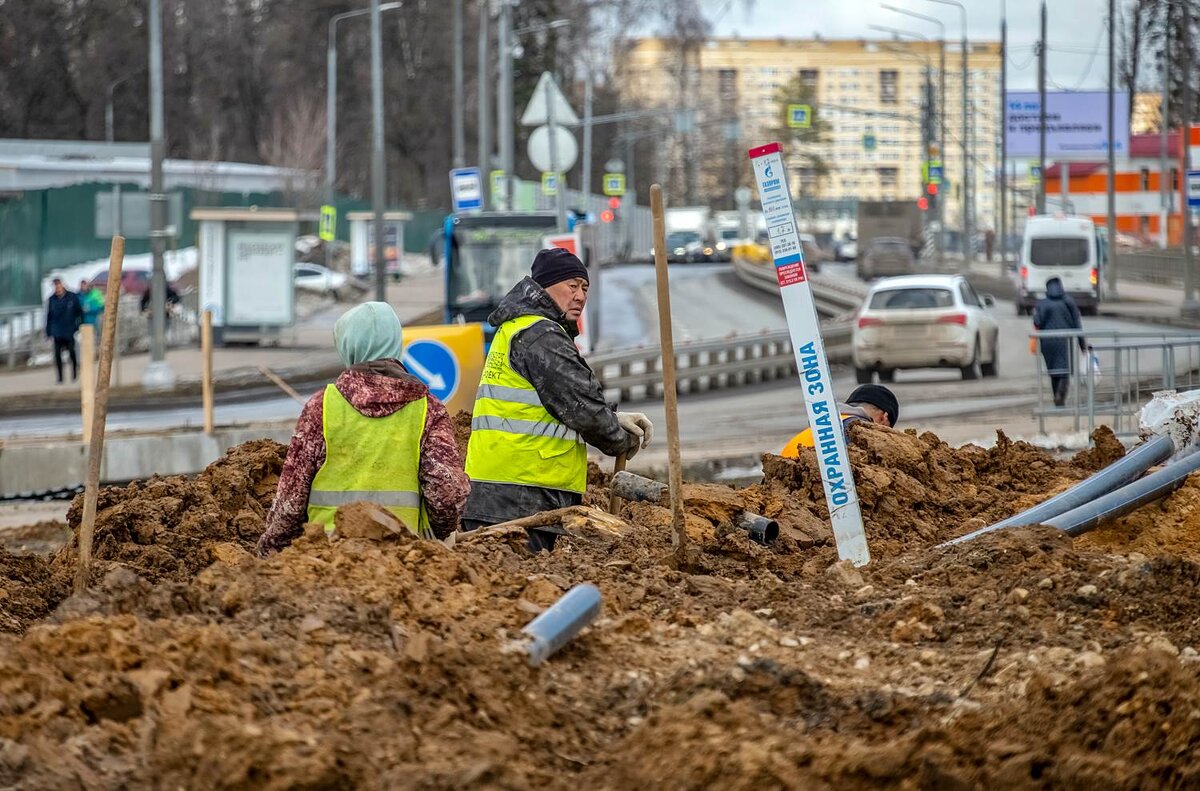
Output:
1106,0,1119,298
144,0,173,389
477,1,491,206
452,0,465,168
582,72,594,207
1183,0,1197,314
1159,4,1171,250
999,9,1008,272
960,28,970,267
497,0,514,210
1037,1,1047,214
370,0,387,301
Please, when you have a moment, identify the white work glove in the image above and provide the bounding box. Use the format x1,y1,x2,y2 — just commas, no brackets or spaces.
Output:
616,412,654,449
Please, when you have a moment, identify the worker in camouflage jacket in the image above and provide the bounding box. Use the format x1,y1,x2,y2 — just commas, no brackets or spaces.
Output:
463,248,652,550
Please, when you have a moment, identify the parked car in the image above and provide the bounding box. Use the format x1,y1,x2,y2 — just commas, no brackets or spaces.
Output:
294,263,350,298
858,237,916,280
853,274,1000,383
90,268,153,295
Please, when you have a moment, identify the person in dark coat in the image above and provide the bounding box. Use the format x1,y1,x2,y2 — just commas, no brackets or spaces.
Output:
45,278,83,384
1033,277,1085,406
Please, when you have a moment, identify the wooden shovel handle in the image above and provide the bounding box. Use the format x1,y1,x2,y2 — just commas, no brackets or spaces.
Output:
608,453,628,514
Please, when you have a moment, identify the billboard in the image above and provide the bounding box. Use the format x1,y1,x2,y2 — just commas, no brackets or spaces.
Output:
1005,91,1130,159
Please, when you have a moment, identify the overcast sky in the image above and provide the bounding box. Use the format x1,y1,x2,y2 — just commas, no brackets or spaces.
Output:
709,0,1122,92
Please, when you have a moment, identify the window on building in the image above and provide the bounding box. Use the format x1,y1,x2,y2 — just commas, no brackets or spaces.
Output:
1172,168,1180,190
878,167,899,188
718,69,738,102
800,69,819,90
880,70,899,105
1141,168,1151,191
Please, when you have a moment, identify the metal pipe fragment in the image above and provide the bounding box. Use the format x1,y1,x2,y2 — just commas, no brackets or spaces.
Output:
519,583,603,667
941,435,1174,547
1047,449,1200,537
736,512,780,545
612,471,779,543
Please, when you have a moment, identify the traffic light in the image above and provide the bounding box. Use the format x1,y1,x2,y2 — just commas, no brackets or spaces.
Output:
926,182,938,196
917,196,929,212
602,196,620,224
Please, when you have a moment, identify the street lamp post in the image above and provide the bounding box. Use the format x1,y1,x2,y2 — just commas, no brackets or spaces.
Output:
369,0,387,301
325,3,403,207
143,0,174,389
924,0,969,268
882,3,946,264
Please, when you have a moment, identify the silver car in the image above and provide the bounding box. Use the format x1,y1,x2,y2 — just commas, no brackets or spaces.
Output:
858,237,915,280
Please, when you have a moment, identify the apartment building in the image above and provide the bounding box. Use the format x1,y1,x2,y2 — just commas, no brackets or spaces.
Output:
619,36,1003,232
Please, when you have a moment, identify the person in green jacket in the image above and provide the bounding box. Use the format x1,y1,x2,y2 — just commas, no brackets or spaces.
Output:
78,279,105,327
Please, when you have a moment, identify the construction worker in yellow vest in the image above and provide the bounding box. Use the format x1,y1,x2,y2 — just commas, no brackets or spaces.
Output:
256,302,470,556
780,384,899,458
463,248,651,551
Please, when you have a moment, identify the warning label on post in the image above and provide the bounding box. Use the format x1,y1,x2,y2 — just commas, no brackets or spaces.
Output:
748,141,869,567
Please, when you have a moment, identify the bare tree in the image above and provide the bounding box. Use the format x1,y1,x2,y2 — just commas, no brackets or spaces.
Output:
258,92,327,209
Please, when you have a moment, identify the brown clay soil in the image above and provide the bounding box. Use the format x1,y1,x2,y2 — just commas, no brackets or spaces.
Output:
4,422,1200,788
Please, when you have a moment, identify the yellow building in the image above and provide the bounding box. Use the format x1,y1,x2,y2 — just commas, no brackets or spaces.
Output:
618,36,1002,233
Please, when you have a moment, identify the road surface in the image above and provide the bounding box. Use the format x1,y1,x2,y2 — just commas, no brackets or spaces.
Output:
0,262,1184,443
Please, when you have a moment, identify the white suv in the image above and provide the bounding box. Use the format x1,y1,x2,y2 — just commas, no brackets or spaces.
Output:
853,274,1000,383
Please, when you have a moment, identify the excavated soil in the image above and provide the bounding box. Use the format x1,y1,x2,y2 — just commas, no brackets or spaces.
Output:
3,424,1200,788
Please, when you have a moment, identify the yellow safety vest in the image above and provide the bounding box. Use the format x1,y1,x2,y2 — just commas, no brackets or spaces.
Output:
464,314,588,494
780,414,854,458
307,384,431,537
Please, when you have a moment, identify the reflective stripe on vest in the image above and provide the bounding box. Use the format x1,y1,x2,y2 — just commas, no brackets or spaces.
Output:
307,384,431,537
464,314,588,494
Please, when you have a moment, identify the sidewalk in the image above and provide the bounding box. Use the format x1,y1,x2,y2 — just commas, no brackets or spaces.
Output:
0,269,445,414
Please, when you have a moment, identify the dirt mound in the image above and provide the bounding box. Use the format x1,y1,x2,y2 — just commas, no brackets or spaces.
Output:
1071,424,1127,471
58,439,285,584
753,424,1089,555
1077,471,1200,560
0,520,71,556
6,431,1200,786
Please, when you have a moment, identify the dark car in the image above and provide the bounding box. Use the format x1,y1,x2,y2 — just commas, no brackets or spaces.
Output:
858,237,916,280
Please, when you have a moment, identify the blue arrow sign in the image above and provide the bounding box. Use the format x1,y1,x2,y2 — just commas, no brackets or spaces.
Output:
402,339,460,403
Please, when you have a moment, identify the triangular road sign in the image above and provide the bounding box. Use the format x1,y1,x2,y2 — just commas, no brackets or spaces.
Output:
520,71,579,127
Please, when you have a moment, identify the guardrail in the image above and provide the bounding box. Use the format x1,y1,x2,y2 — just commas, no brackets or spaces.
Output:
1115,250,1193,287
1,305,42,369
590,258,858,403
730,254,866,318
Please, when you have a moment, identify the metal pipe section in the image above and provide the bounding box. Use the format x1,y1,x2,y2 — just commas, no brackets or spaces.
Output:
611,471,778,544
941,434,1175,546
735,512,780,545
1048,449,1200,537
519,583,602,666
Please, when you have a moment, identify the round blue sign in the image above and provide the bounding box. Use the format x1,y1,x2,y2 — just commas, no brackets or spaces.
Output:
402,339,460,403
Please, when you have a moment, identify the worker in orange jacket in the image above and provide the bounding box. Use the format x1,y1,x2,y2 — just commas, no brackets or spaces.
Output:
780,384,899,457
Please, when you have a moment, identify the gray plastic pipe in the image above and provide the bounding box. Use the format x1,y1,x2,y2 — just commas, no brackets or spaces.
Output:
611,471,780,545
941,434,1174,547
1046,449,1200,537
519,583,602,667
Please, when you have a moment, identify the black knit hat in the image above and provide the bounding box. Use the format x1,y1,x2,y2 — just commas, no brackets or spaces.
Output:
847,384,899,428
532,247,589,289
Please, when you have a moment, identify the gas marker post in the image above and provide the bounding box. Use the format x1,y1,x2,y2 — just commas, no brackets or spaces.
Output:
748,142,870,566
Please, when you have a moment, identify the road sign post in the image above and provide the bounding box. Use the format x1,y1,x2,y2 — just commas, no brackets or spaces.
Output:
602,173,626,197
1187,169,1200,209
787,104,812,129
449,167,484,213
748,141,869,567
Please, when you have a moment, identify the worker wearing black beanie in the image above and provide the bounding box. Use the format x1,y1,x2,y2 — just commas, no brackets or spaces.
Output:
531,247,589,290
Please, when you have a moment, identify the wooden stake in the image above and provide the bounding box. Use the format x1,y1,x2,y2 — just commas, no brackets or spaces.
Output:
607,453,628,514
201,310,215,435
649,184,687,562
79,324,96,441
258,365,307,405
75,236,125,595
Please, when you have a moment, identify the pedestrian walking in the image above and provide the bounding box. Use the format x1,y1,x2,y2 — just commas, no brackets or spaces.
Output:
78,279,105,328
45,278,83,384
1033,277,1086,407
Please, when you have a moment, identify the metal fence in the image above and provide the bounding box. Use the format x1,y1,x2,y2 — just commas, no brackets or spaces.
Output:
0,305,42,369
1032,328,1200,436
519,178,654,265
